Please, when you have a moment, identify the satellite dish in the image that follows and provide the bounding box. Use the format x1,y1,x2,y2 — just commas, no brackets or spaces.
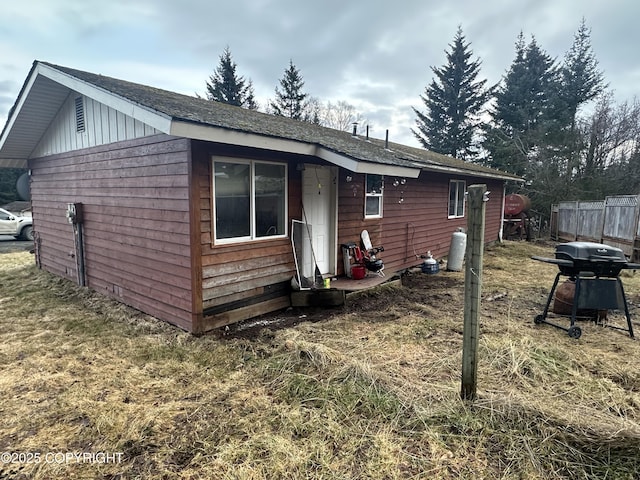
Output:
16,172,30,201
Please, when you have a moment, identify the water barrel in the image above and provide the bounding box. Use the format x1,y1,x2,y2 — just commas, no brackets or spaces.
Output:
504,194,531,216
447,230,467,271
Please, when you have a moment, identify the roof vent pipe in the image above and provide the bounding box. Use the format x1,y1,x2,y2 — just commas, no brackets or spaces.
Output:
366,125,369,140
352,122,358,137
385,129,389,149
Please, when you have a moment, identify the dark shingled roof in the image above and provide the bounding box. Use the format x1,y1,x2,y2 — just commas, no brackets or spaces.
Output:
43,62,521,181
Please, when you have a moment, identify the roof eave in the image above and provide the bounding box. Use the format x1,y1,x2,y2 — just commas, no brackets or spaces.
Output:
0,62,39,156
170,119,422,178
316,147,420,178
418,163,523,182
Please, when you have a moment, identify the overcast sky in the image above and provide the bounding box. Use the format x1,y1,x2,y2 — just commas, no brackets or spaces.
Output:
1,0,639,147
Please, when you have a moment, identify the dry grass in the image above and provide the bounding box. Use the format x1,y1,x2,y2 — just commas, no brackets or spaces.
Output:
1,241,640,479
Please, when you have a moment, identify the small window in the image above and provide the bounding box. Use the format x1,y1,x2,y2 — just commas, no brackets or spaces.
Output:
75,96,85,133
213,158,287,243
365,174,383,218
448,180,466,218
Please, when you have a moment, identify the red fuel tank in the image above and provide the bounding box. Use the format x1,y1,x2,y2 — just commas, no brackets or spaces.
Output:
504,194,531,216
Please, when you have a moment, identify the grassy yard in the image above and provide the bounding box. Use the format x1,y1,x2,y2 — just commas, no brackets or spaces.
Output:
1,242,640,479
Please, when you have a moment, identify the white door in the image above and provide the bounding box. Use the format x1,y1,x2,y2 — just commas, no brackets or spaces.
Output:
302,165,334,274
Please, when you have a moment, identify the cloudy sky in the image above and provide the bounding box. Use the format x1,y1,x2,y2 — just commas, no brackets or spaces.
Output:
1,0,638,147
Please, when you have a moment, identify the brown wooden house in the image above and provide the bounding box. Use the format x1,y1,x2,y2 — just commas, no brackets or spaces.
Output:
0,61,520,333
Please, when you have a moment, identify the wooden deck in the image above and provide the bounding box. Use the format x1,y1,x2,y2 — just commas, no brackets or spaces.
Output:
328,273,399,292
290,272,401,308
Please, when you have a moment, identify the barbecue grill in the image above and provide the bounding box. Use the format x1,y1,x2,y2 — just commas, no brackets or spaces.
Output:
532,242,640,338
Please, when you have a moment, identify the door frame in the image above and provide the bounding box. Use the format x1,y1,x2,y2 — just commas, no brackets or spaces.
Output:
301,164,338,275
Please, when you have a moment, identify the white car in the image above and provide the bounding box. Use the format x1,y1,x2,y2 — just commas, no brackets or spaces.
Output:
0,207,33,241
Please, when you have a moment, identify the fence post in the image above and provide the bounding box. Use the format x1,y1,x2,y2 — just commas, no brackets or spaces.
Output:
461,184,487,401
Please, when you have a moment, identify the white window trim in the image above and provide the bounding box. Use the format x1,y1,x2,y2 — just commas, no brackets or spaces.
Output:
448,180,466,219
364,174,384,219
212,156,288,244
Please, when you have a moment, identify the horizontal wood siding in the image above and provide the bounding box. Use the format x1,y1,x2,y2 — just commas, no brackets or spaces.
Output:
29,135,194,331
337,170,504,275
192,142,300,330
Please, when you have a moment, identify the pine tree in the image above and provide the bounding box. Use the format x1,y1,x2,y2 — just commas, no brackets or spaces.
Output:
484,34,562,176
560,19,607,181
412,27,491,160
205,47,255,108
270,60,310,120
561,19,606,127
244,80,259,110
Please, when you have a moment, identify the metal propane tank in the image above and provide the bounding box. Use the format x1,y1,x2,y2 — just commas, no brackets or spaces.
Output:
447,229,467,271
421,251,439,274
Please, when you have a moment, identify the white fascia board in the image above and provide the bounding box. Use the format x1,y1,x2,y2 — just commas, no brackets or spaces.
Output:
420,163,522,182
314,147,360,172
316,147,421,178
170,120,317,155
37,63,173,133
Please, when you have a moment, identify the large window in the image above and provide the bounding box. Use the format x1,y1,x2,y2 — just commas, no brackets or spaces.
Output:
448,180,466,218
213,158,287,243
365,174,383,218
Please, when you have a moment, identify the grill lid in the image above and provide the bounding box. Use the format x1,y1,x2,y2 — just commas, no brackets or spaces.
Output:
532,242,640,278
555,242,627,264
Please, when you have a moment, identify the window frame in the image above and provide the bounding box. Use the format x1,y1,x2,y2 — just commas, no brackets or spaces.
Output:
448,180,466,219
364,174,384,219
212,157,288,245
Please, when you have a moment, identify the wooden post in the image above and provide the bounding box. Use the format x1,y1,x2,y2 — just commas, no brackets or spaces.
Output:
461,184,488,401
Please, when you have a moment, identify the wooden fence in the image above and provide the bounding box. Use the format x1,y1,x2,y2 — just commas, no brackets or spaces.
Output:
550,195,640,261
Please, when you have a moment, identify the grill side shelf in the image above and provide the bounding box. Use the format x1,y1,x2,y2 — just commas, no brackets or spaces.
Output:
531,256,574,267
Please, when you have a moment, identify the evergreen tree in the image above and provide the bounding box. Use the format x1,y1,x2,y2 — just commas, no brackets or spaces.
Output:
244,80,259,110
305,96,322,125
412,27,491,160
483,34,562,177
561,19,606,127
205,47,255,108
270,60,310,121
560,19,607,180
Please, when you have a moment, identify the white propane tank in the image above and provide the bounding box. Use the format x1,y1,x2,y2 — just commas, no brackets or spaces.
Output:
421,251,439,274
447,229,467,271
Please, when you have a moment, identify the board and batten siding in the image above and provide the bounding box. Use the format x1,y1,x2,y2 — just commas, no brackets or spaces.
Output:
31,94,159,158
336,170,504,275
29,134,195,331
191,142,299,331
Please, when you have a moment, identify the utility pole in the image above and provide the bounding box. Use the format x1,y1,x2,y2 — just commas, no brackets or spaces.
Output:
461,184,488,400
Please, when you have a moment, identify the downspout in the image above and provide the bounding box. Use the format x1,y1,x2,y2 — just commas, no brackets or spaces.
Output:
499,184,506,243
